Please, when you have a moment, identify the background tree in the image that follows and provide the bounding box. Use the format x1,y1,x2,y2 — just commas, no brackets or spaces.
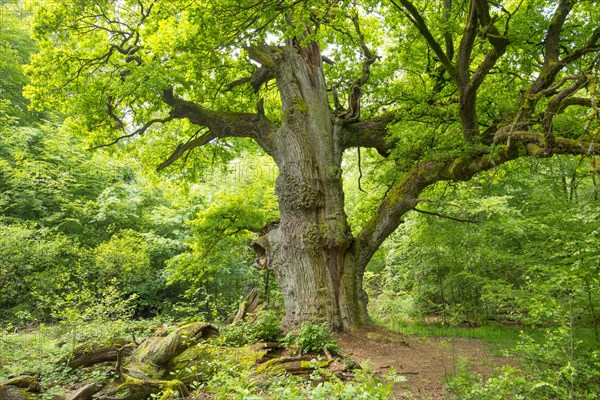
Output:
26,0,600,330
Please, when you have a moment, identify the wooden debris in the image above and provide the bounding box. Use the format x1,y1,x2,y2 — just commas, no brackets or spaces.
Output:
68,339,135,368
256,355,333,376
232,289,264,324
66,382,103,400
0,374,40,392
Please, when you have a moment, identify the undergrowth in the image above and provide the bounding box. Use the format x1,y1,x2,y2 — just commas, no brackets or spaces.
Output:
0,316,401,399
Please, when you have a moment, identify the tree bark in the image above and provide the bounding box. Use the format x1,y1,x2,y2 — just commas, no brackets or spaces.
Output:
251,42,369,331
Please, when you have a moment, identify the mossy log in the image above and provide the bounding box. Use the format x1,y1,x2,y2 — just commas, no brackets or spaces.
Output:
0,385,30,400
97,375,189,400
0,375,40,392
94,322,218,400
130,322,218,368
68,339,135,368
66,382,103,400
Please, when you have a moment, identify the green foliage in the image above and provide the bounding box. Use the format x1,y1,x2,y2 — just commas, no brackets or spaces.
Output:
368,156,600,398
216,310,282,346
249,310,282,342
49,284,138,324
0,125,275,326
0,12,37,125
164,159,277,320
0,318,165,393
216,323,251,347
1,1,599,397
447,332,600,399
0,222,83,323
308,366,402,400
368,156,600,329
281,322,340,355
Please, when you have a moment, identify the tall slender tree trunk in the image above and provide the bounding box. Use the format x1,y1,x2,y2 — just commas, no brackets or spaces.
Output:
254,42,369,330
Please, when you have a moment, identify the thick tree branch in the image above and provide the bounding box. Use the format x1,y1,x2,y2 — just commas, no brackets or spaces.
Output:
543,0,574,68
161,87,272,139
543,75,588,141
443,0,454,61
556,97,593,114
467,0,509,94
339,113,396,156
562,27,600,64
226,66,275,93
458,0,509,143
245,44,281,68
456,0,478,88
336,11,379,123
529,16,598,97
156,88,277,170
353,130,599,269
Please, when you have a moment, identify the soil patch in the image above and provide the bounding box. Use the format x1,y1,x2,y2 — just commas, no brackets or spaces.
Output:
336,324,517,399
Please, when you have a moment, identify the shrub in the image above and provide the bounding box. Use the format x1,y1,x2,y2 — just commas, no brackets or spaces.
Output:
281,322,339,354
248,310,282,342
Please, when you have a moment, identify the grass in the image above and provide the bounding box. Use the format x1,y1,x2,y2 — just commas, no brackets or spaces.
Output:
374,316,599,358
375,314,530,347
0,325,63,380
389,321,522,348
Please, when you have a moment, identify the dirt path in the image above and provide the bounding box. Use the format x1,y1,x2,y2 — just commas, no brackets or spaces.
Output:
336,324,516,399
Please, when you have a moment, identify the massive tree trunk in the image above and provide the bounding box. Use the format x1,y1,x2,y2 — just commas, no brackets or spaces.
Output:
252,42,368,330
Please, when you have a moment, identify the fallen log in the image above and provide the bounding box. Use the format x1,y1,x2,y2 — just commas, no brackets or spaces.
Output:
0,385,29,400
130,322,219,368
68,338,134,368
66,382,103,400
0,374,40,392
93,322,218,400
97,375,189,400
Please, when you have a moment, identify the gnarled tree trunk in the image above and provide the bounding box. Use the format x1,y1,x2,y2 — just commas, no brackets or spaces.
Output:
251,43,369,331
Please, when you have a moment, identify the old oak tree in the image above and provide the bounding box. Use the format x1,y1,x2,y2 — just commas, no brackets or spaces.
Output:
27,0,599,330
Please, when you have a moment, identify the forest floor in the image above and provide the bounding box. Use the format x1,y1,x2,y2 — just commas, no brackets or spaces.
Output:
336,324,518,399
